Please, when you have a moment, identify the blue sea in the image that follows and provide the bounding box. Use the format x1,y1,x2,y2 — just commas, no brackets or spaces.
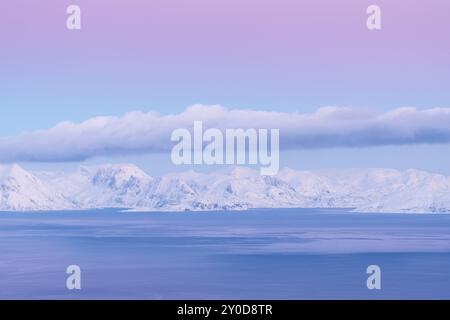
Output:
0,208,449,299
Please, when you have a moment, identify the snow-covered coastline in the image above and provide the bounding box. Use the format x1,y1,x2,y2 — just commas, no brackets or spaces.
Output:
1,163,450,213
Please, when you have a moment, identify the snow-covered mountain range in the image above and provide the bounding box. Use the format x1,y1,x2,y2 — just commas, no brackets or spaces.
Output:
1,163,450,213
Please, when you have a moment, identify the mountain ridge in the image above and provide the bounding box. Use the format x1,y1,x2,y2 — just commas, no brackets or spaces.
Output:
1,163,449,213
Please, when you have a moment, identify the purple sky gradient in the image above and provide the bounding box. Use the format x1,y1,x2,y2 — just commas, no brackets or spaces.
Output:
2,1,449,106
1,0,450,174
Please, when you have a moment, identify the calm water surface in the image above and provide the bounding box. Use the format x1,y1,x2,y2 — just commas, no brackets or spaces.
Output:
0,208,449,299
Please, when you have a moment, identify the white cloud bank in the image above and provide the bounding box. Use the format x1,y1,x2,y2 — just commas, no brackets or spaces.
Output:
1,105,450,162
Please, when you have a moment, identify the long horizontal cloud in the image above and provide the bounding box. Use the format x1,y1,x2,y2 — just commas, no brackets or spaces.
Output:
1,105,450,162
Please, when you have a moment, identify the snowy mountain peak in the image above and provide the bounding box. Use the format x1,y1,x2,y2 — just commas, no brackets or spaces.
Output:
229,166,258,177
0,164,72,211
79,163,150,178
0,164,30,181
84,164,152,187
